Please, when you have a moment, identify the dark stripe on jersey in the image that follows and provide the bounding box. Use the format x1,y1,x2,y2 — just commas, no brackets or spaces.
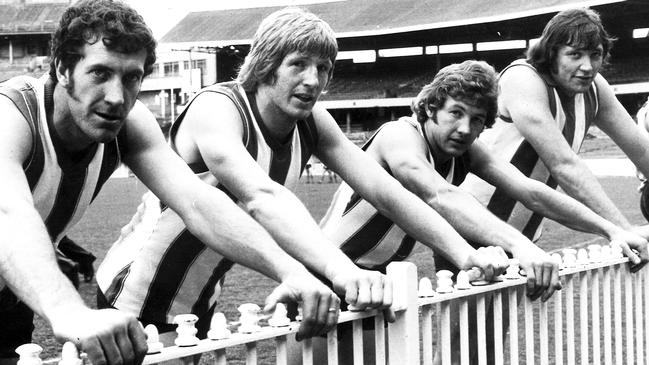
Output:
187,161,208,174
44,168,87,241
486,141,539,221
451,155,471,186
92,140,121,201
298,116,318,173
140,230,207,322
268,148,292,185
190,258,234,317
339,213,394,262
557,93,576,146
343,192,363,215
104,265,132,305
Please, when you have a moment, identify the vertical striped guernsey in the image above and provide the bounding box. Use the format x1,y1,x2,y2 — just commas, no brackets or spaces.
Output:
97,82,318,325
460,59,599,241
1,75,121,255
320,117,470,272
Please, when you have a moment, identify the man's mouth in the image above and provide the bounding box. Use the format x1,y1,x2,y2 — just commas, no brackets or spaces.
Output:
95,111,122,121
294,93,315,103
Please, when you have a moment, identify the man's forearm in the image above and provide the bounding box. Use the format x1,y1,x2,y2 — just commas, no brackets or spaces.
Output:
0,205,88,321
241,187,359,279
427,188,532,253
551,162,631,229
182,186,319,282
519,179,623,238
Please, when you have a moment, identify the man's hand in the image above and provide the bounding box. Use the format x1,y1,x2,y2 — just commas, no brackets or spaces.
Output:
50,308,148,365
462,246,510,281
610,229,649,272
329,267,395,322
511,244,561,302
264,273,340,341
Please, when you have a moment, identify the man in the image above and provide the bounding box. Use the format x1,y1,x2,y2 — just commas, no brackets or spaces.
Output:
320,60,648,363
460,8,649,268
97,6,509,347
0,1,358,364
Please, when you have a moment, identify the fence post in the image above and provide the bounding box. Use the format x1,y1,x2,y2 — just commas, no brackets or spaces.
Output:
387,261,420,365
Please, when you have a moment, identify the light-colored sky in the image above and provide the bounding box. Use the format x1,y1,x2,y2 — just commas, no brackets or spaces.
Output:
127,0,343,38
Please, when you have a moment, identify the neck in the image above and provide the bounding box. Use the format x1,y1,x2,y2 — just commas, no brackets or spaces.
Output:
423,122,451,166
254,87,297,143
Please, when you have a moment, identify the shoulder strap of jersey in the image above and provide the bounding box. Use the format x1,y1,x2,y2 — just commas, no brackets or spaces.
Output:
498,59,557,122
0,78,43,177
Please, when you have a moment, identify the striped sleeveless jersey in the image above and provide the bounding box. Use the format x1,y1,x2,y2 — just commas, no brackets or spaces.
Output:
320,117,470,271
2,75,121,246
97,82,319,324
460,59,599,241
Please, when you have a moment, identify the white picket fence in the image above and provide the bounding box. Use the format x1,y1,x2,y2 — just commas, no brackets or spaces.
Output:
23,245,649,365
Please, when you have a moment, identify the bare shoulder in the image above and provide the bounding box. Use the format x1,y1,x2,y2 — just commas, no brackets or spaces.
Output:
499,65,546,96
0,94,33,163
182,89,245,134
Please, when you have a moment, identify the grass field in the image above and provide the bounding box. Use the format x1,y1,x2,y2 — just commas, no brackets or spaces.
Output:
29,131,648,362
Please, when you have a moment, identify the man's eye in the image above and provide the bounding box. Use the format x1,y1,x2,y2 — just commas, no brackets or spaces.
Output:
92,70,109,79
125,74,142,85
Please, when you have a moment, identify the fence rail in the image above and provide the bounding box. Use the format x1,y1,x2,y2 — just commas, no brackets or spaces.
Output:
18,244,649,365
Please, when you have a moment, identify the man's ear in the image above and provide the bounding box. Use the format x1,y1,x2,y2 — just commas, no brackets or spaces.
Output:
55,59,70,88
425,106,435,119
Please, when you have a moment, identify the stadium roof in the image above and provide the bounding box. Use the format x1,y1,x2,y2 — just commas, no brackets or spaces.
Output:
160,0,628,45
0,2,68,35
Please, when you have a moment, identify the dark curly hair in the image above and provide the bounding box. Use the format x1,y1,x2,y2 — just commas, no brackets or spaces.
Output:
412,60,498,128
49,0,156,82
527,8,615,75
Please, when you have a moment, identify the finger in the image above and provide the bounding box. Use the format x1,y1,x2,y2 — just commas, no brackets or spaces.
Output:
263,285,286,314
345,282,359,307
632,247,649,273
80,337,108,365
128,319,148,365
539,266,554,302
113,327,136,365
370,277,385,308
324,296,340,334
297,293,318,341
482,263,495,281
542,267,561,302
524,267,538,300
355,280,371,308
497,250,510,276
620,242,641,266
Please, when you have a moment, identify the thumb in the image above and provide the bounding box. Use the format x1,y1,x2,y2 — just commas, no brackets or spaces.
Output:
618,241,641,265
264,285,287,314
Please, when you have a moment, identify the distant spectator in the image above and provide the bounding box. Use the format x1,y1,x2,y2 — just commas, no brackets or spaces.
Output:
320,164,338,183
304,162,314,183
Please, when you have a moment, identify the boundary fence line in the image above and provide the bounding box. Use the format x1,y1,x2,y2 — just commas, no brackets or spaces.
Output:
21,245,648,365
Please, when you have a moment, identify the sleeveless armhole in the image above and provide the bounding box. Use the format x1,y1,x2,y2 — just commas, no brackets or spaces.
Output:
498,60,558,122
170,82,251,173
0,84,43,189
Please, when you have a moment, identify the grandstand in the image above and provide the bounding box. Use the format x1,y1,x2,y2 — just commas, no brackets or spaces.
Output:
159,0,649,133
0,1,68,81
0,0,646,133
